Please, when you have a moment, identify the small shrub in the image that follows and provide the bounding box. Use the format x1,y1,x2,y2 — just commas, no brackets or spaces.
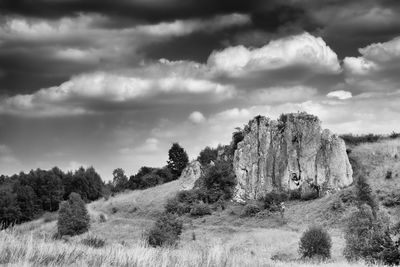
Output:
262,191,288,211
289,189,301,200
99,213,107,223
330,198,344,212
241,203,261,217
381,191,400,207
339,189,356,204
386,170,393,179
389,131,400,139
43,212,57,223
165,196,191,215
57,193,90,237
147,213,183,247
111,207,118,214
299,226,332,260
81,236,106,248
190,202,212,217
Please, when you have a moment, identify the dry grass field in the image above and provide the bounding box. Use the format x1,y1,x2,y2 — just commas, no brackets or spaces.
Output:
1,138,400,266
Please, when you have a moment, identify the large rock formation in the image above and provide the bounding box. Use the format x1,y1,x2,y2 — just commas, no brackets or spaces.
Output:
233,113,353,202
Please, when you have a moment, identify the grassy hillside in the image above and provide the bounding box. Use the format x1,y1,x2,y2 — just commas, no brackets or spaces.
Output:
2,138,400,266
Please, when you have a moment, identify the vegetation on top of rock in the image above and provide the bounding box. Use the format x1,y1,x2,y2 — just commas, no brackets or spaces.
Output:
57,192,90,237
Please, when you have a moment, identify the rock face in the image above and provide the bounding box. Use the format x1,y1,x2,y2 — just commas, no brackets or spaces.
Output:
233,113,353,202
178,160,203,190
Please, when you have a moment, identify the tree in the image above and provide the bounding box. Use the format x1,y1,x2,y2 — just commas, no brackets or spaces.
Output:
197,146,218,166
355,175,378,217
0,189,21,228
344,204,399,264
167,143,189,179
14,184,38,222
112,168,128,192
201,161,236,203
57,192,90,236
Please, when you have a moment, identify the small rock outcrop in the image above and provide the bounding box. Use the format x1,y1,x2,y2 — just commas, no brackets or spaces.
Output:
178,160,203,190
233,113,353,202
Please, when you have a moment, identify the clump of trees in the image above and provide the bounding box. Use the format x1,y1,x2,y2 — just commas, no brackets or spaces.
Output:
0,166,104,228
109,143,189,194
57,192,90,237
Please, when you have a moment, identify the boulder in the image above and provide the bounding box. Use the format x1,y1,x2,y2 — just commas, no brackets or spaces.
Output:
233,113,353,202
178,160,203,190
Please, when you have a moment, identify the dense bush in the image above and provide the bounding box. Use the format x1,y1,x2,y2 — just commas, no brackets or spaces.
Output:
201,161,236,203
262,191,288,211
165,196,191,216
165,189,208,216
288,189,301,200
344,205,399,265
241,203,261,217
81,236,106,248
127,166,174,191
299,226,332,260
57,193,90,236
147,213,183,247
197,146,218,166
190,202,212,217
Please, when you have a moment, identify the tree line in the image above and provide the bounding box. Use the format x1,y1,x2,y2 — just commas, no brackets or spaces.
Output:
108,142,189,194
0,166,103,228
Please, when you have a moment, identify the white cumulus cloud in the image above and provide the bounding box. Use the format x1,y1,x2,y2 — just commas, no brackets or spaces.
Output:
188,111,206,124
327,90,352,100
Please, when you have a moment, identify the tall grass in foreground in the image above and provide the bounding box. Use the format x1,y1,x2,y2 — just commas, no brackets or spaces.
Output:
0,230,383,267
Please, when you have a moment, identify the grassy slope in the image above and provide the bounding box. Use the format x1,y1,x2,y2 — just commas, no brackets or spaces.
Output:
3,138,400,266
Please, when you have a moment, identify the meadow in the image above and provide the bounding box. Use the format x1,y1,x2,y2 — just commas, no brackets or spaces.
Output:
1,138,400,266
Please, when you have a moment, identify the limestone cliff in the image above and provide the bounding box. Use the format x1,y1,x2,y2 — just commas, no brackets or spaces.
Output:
233,113,353,202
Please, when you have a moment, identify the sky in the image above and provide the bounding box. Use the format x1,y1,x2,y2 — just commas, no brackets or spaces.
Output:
1,0,400,180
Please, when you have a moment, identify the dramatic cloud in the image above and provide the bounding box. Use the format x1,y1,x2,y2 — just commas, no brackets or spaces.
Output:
0,71,234,116
344,36,400,94
208,33,341,75
1,0,399,179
